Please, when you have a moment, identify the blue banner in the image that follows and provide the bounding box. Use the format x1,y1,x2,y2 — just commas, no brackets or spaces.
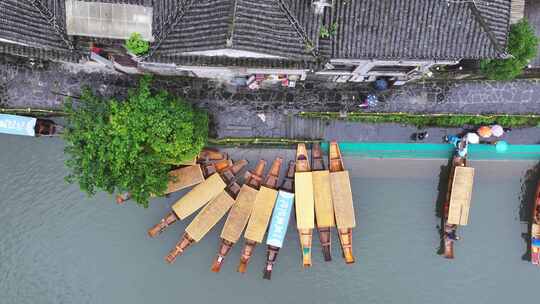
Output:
0,114,36,137
266,190,294,248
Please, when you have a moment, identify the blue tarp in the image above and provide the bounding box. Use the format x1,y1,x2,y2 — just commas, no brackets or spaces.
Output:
0,114,36,137
266,190,294,248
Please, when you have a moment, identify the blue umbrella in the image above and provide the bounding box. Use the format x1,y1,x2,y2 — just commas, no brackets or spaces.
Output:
374,79,389,91
495,140,509,153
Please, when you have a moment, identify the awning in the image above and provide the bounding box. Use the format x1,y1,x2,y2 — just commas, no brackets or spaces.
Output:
0,114,36,137
65,0,153,41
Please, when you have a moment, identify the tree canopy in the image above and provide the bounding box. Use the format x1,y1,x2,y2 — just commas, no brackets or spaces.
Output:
125,32,150,55
63,76,208,207
480,19,539,81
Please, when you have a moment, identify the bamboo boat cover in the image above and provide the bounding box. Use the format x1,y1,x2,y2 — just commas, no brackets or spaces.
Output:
330,170,356,229
244,186,279,243
267,190,295,248
178,157,197,166
533,223,540,236
221,185,259,243
185,191,236,242
172,173,226,220
166,165,204,194
295,172,315,230
313,170,335,228
448,167,475,226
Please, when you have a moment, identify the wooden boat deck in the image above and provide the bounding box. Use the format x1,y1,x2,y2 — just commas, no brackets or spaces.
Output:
295,144,315,230
329,142,356,229
186,189,237,242
447,166,475,226
171,173,226,220
165,165,205,194
312,143,335,228
244,158,282,243
221,185,259,243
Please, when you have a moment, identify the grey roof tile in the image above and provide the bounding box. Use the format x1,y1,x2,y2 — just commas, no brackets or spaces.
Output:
331,0,511,60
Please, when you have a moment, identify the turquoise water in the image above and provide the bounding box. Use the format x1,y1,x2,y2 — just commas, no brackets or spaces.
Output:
321,142,540,160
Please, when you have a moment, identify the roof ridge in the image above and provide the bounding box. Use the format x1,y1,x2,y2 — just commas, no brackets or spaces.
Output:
276,0,318,58
226,0,239,48
467,2,510,58
28,0,75,51
145,0,194,59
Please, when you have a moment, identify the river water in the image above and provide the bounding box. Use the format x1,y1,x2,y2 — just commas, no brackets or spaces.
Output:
1,134,540,304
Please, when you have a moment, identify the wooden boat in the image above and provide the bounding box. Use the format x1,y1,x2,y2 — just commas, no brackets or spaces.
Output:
312,143,335,261
238,158,282,273
165,181,242,263
210,160,266,272
116,150,229,204
442,154,475,259
294,143,315,267
531,181,540,265
263,161,295,280
0,114,61,137
147,160,247,237
329,141,356,264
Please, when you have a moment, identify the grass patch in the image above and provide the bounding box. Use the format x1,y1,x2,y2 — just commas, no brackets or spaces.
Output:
299,112,540,128
1,107,67,117
208,137,320,146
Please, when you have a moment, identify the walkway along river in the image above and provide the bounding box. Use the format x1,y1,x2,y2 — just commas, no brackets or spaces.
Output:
1,135,540,304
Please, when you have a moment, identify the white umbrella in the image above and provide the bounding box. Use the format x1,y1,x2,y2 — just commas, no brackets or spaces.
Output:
491,124,504,137
466,132,480,144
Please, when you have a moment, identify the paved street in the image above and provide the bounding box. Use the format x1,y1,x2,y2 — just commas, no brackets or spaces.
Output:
1,58,539,142
2,59,540,115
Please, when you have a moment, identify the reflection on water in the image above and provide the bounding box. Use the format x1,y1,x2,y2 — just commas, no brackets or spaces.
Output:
1,135,540,304
434,160,451,256
519,162,540,261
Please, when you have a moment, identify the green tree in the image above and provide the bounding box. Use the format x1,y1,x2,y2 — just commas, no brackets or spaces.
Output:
125,32,150,55
480,19,539,80
63,76,208,207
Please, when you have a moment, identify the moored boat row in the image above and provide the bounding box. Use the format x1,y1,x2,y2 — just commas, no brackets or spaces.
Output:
145,142,358,280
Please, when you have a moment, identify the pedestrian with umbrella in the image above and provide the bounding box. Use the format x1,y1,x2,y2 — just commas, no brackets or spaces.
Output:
477,126,492,139
491,124,504,138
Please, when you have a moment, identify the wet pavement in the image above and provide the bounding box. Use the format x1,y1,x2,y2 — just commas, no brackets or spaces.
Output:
1,57,539,141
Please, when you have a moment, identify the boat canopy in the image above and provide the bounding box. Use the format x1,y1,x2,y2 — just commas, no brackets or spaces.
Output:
0,114,37,137
448,166,475,226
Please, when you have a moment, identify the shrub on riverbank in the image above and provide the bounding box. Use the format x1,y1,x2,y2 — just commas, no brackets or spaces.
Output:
299,112,540,128
480,19,539,81
63,76,208,207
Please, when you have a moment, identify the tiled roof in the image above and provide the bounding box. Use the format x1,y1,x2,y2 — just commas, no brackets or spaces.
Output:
146,0,315,62
0,0,78,61
331,0,511,60
0,0,511,66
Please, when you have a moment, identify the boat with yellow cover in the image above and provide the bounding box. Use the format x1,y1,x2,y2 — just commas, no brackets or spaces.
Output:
237,158,282,273
295,143,315,267
442,153,474,259
211,160,267,272
329,141,356,264
165,181,242,263
532,181,540,265
263,161,295,280
312,143,335,261
147,160,247,238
